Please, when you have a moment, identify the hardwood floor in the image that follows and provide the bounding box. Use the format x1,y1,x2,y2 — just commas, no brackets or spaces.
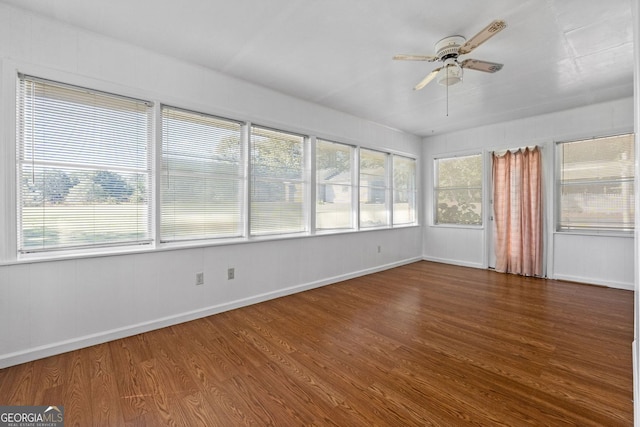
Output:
0,261,634,426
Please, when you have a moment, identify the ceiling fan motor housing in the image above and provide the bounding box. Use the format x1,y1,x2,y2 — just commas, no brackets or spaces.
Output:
435,35,466,61
435,36,465,86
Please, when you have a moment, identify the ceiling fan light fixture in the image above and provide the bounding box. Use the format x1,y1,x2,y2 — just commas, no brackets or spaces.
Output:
437,61,463,86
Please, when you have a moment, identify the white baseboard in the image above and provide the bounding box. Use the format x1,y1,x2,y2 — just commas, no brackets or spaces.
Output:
421,256,484,270
421,258,635,291
0,257,422,369
551,273,634,290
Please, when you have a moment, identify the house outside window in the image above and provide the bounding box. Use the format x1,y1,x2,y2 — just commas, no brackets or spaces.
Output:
316,139,355,231
250,126,308,235
360,148,389,228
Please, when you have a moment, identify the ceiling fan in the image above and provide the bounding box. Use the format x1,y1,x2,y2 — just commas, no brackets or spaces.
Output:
394,19,507,90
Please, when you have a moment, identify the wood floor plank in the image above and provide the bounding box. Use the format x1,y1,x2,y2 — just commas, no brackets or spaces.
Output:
108,337,157,423
60,349,94,426
0,261,633,425
138,357,188,427
89,343,126,426
0,361,35,405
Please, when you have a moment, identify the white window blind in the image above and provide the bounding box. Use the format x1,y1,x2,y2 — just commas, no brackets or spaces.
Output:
161,107,244,241
316,139,354,230
17,75,152,253
434,154,482,225
393,155,417,225
359,148,389,228
558,134,634,231
250,126,307,235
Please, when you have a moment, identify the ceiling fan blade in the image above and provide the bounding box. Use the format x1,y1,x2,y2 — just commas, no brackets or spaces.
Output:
460,59,503,73
458,19,507,55
414,67,442,90
393,54,438,62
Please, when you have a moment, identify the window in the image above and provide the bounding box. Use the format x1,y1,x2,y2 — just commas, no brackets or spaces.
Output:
12,75,420,259
360,149,389,228
434,154,482,225
316,139,355,230
250,126,307,235
17,75,152,253
161,106,244,242
557,134,634,232
393,155,417,226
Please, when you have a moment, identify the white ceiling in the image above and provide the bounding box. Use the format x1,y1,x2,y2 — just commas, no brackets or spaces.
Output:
2,0,634,137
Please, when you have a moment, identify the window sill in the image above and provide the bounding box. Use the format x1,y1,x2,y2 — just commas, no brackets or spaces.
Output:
1,224,421,266
10,243,156,266
553,230,634,238
430,223,484,230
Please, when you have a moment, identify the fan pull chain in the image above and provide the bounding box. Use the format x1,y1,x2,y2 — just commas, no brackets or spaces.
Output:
446,65,449,117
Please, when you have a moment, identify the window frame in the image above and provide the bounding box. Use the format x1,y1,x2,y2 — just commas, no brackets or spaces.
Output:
555,133,635,234
160,105,246,243
392,154,418,227
16,73,154,255
359,148,391,229
248,124,310,237
315,138,357,232
432,152,483,228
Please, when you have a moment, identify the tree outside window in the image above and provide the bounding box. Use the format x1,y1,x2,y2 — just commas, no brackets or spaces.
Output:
434,154,482,225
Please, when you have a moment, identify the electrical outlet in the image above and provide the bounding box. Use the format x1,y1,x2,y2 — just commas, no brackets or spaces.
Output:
377,245,381,253
227,268,235,280
196,272,204,285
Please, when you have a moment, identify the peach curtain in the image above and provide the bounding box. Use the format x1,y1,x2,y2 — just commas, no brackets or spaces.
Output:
492,147,542,277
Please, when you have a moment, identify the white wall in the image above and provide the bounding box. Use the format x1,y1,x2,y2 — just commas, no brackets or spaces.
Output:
423,97,635,289
0,4,422,368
